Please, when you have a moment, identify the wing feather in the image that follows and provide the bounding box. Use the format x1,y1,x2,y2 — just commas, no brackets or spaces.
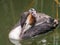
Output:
21,13,55,39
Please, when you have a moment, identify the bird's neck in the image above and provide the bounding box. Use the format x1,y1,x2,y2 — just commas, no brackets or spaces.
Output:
26,13,36,25
20,13,35,34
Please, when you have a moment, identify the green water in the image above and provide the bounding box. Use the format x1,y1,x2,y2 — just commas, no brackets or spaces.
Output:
0,0,60,45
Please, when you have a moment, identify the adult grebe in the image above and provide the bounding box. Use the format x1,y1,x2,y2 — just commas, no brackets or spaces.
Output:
9,8,58,45
9,8,36,45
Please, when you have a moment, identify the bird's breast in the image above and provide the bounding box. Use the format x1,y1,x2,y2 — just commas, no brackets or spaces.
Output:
9,26,22,40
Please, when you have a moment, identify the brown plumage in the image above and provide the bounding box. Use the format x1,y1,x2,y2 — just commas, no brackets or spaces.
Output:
27,13,36,25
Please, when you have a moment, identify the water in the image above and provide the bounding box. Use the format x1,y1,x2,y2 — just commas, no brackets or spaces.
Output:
0,0,60,45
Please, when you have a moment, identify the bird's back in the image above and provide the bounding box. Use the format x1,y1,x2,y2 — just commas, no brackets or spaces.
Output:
21,13,58,40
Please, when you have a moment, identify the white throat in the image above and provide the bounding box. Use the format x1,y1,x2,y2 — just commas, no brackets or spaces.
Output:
9,25,22,40
22,18,32,33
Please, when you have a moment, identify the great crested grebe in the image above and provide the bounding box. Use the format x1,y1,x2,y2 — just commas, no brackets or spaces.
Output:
9,8,36,45
9,8,58,45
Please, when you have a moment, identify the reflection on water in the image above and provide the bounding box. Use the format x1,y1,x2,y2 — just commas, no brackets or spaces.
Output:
41,39,47,45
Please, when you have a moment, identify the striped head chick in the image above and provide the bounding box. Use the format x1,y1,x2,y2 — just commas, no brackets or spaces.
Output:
27,8,36,25
23,8,36,33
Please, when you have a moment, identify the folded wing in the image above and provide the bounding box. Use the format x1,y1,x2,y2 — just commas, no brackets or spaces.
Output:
21,13,58,39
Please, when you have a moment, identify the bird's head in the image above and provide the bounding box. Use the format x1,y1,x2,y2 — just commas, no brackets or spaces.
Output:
28,8,37,16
